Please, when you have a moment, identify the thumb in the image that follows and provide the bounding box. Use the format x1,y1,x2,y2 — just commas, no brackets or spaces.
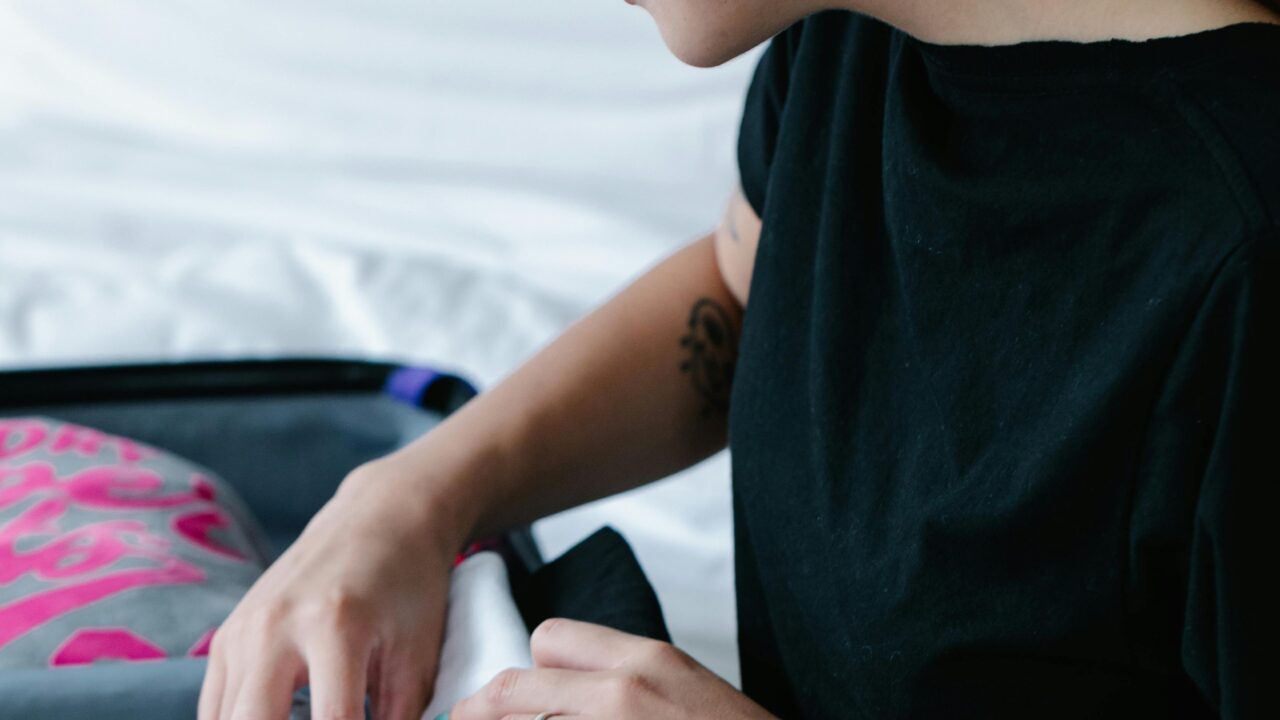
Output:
530,618,657,672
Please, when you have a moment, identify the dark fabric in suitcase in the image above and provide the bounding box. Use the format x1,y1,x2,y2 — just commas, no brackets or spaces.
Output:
514,527,671,644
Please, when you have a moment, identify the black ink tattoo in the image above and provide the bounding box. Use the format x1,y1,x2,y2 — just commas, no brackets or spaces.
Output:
679,298,738,416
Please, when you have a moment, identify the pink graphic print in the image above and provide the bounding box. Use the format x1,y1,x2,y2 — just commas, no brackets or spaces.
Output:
50,627,168,666
187,628,216,658
0,420,244,660
0,420,47,461
47,424,155,463
173,509,247,561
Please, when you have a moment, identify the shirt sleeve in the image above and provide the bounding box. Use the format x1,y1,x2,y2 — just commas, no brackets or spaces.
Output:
736,22,802,218
1166,234,1279,718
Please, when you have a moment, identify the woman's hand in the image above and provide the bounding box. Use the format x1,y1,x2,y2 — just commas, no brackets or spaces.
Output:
198,460,464,720
451,619,775,720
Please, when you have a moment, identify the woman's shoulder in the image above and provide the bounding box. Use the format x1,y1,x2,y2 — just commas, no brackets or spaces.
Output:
1166,25,1280,233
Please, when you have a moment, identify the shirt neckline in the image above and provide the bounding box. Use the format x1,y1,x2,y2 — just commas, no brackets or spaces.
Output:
912,22,1280,85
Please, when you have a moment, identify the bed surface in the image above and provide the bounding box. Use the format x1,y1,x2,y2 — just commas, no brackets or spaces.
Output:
0,0,758,683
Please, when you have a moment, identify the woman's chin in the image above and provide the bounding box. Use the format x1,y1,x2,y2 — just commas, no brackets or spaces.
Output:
637,1,798,68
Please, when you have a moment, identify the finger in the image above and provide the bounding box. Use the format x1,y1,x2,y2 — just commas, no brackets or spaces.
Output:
449,668,592,720
371,655,434,720
530,619,663,672
228,650,304,720
218,656,245,720
307,638,371,720
198,647,226,720
492,715,583,720
366,653,382,720
370,609,445,720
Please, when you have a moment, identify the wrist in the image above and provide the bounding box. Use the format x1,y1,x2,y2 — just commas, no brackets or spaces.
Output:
339,422,511,559
333,465,465,565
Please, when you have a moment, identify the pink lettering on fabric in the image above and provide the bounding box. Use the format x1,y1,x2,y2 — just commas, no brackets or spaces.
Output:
0,419,48,461
1,462,214,512
172,509,246,561
187,628,216,658
0,430,241,654
0,498,166,584
50,627,167,666
66,465,209,510
0,463,56,510
191,474,218,502
1,420,156,465
47,424,155,464
0,557,204,650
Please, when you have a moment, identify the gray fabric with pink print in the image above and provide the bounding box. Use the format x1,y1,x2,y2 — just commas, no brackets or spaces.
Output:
0,417,269,670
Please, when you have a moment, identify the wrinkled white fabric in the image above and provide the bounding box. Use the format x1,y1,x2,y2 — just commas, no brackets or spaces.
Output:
421,552,532,719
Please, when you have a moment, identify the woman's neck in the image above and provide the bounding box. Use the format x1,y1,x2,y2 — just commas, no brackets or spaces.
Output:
837,0,1280,45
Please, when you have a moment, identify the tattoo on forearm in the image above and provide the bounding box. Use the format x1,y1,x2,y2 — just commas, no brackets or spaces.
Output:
679,298,738,416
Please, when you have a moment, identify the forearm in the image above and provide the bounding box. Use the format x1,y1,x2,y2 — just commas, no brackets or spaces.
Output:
359,233,742,550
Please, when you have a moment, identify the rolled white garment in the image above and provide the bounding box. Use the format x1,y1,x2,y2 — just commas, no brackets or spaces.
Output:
421,551,534,719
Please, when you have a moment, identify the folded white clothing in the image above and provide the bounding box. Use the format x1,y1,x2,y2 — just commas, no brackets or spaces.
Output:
422,551,533,719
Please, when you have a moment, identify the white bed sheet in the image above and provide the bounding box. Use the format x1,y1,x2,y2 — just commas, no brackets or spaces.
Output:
0,0,757,684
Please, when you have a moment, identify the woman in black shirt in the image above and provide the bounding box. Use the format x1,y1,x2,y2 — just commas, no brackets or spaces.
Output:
202,2,1280,719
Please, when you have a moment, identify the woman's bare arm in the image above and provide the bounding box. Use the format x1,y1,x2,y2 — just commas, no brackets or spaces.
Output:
202,189,763,720
362,187,763,548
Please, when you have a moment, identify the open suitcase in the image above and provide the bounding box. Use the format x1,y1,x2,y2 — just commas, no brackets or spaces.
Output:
0,358,668,720
0,358,541,719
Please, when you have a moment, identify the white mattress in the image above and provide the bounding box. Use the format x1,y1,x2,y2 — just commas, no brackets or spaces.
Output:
0,0,758,684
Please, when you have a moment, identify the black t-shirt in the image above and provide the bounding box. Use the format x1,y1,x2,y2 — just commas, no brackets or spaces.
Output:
730,13,1279,719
